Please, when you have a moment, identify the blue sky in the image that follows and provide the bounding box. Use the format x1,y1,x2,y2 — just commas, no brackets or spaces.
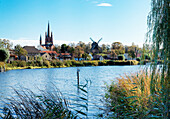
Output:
0,0,151,47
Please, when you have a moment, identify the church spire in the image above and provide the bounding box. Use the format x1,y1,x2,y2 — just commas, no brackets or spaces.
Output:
47,21,50,37
40,35,42,45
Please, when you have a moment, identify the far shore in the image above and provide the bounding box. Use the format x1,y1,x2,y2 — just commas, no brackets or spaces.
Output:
0,60,140,72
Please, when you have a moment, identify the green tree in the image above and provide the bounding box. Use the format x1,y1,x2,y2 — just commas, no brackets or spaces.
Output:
101,44,107,53
53,45,61,53
60,44,67,53
111,42,125,55
0,39,13,49
15,45,27,60
110,49,117,59
0,48,10,62
75,46,84,61
146,0,169,117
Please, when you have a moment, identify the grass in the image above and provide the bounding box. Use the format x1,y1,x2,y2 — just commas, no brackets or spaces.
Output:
103,70,166,118
1,86,77,119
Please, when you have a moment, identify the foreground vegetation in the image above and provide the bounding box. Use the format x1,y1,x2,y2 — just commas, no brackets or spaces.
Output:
1,87,77,118
103,70,167,118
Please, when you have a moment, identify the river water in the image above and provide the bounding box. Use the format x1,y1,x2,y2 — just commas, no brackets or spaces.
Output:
0,65,143,118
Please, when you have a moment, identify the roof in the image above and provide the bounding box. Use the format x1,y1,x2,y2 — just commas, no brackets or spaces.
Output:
61,53,71,56
23,46,40,54
40,51,59,56
10,54,18,58
60,53,71,58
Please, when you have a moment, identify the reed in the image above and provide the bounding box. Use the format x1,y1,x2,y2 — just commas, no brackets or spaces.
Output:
103,70,165,118
1,87,77,119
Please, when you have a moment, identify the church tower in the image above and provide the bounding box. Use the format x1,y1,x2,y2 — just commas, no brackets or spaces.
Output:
40,22,54,51
40,35,42,45
45,22,53,45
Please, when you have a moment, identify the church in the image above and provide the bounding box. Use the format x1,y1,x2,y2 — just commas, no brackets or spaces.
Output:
39,22,55,51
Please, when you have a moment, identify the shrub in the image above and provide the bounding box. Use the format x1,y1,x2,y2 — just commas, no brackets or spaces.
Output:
36,60,43,67
56,61,64,67
27,60,36,67
64,60,72,67
18,61,26,67
11,60,19,67
43,60,51,68
117,54,125,60
71,61,84,67
0,48,10,62
98,61,107,66
136,57,141,61
50,60,57,67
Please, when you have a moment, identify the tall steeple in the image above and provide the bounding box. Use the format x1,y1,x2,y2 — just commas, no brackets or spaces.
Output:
47,21,50,37
51,32,53,44
40,35,42,45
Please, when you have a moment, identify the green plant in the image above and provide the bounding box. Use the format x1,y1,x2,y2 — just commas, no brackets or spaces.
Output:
0,48,10,62
103,71,163,118
64,60,72,67
18,60,26,67
56,61,64,67
136,57,141,61
1,87,77,118
43,60,51,68
50,60,57,67
117,54,125,60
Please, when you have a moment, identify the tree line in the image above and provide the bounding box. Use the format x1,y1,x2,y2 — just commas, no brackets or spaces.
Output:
0,38,143,60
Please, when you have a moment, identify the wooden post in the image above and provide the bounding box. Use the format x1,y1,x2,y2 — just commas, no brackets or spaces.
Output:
77,68,80,86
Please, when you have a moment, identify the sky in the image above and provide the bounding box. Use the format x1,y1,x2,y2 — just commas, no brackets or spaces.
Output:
0,0,151,48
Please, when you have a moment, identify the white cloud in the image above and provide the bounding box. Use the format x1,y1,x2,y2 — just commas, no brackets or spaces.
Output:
97,3,112,7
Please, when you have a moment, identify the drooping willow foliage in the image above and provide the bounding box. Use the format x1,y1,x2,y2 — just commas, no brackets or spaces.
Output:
146,0,169,117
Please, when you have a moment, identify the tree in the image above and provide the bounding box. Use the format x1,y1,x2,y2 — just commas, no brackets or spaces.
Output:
111,42,125,55
53,45,61,53
84,42,91,53
0,48,10,62
146,0,169,117
60,44,67,53
82,53,90,60
106,44,110,52
75,46,84,61
110,49,117,59
15,45,27,60
0,39,13,49
101,44,107,53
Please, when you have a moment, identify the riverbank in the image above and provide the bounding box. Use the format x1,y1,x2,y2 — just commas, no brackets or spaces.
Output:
3,60,139,71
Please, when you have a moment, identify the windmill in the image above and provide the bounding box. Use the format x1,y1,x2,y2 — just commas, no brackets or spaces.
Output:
90,37,102,52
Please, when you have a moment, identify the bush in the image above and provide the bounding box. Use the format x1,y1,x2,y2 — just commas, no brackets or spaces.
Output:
50,60,57,67
0,48,10,62
27,60,36,67
11,60,19,67
64,60,72,67
43,60,51,68
36,60,43,67
136,57,141,61
71,61,84,67
56,61,64,67
18,61,26,67
98,61,107,66
117,54,125,60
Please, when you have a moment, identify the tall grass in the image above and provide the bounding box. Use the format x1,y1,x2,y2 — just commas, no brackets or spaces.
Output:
103,70,166,118
1,87,77,119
